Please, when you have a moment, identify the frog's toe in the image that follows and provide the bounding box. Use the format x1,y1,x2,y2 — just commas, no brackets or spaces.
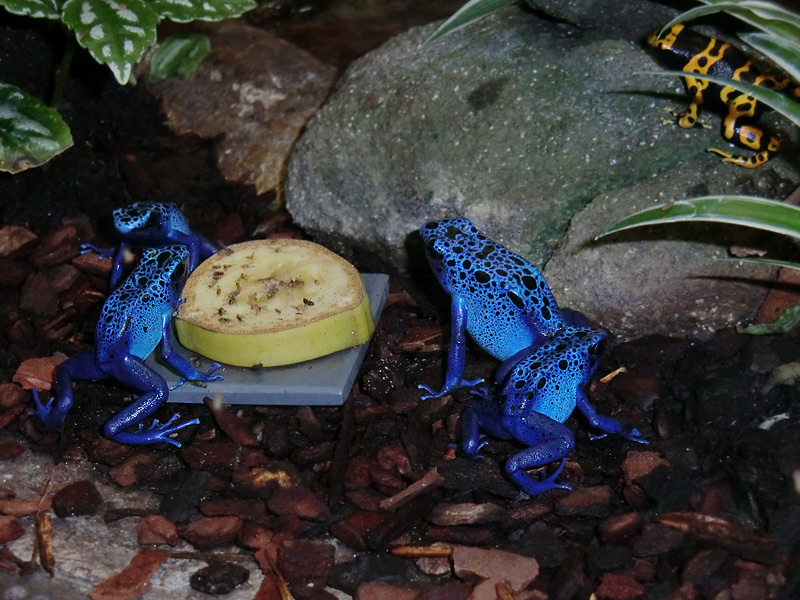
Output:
626,428,649,444
418,384,445,400
30,388,65,428
202,363,224,381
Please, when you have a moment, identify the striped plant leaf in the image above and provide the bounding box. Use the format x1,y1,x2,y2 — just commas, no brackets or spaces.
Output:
62,0,158,85
148,34,210,80
150,0,256,23
0,0,60,18
0,82,73,173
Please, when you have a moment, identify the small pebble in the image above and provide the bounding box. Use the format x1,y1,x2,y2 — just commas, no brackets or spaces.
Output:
190,562,250,595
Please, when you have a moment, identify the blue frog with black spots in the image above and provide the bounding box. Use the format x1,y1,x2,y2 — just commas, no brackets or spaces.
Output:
462,325,647,495
32,244,223,446
419,218,565,399
83,201,217,289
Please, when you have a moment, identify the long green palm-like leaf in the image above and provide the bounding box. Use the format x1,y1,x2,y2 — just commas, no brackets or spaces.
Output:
739,32,800,83
597,195,800,239
660,0,800,40
423,0,516,47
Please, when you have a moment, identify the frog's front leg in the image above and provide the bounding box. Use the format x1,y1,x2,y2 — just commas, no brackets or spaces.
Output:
419,295,484,399
102,354,198,446
576,390,647,444
677,75,707,128
166,231,217,273
32,353,107,429
503,412,575,495
160,314,223,384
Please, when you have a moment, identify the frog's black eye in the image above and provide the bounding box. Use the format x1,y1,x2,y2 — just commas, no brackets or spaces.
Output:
171,261,187,282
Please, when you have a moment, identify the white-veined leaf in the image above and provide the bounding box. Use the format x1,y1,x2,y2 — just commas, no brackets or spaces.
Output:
148,34,210,80
150,0,255,23
0,82,73,173
0,0,60,18
62,0,158,84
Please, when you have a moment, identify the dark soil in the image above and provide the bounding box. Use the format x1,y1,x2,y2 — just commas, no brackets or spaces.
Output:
2,5,800,600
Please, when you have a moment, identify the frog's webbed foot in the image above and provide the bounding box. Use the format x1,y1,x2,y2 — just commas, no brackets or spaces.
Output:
30,388,68,429
171,362,223,391
419,376,485,400
461,434,489,460
707,147,771,168
80,243,115,259
116,414,200,447
589,423,648,445
509,457,571,496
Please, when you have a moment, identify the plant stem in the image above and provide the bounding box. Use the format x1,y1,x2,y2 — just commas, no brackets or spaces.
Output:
51,33,76,110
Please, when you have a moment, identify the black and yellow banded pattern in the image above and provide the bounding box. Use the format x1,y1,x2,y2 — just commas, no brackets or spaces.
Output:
647,23,799,168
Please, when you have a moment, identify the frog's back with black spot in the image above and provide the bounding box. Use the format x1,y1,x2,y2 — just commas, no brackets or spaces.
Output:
421,218,564,361
96,245,189,363
503,326,606,424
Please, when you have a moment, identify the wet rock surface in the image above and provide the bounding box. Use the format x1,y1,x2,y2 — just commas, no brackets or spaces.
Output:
285,1,800,339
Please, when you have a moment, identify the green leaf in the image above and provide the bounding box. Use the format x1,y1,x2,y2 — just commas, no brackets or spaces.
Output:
62,0,158,85
660,0,800,41
150,0,256,23
729,256,800,270
647,70,800,128
423,0,517,47
148,34,210,80
740,31,800,83
738,305,800,334
0,0,60,18
597,195,800,240
0,82,73,173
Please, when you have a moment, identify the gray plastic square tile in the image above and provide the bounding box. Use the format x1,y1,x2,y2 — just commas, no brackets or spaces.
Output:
151,273,389,406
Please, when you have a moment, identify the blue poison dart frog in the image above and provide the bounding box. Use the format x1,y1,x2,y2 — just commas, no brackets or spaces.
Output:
32,245,223,446
461,326,647,495
418,218,565,399
82,201,217,289
647,23,800,168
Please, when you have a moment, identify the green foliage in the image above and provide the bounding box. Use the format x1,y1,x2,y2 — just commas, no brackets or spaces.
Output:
737,305,800,335
0,0,255,171
0,82,73,173
61,0,159,85
424,0,516,46
0,0,256,85
598,196,800,240
597,195,800,271
148,34,211,80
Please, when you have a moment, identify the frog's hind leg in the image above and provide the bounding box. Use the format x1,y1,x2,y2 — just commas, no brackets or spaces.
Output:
33,352,106,429
102,353,198,446
504,413,574,495
709,95,779,167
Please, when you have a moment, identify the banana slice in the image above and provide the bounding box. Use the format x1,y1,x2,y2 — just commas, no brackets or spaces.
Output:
175,239,374,367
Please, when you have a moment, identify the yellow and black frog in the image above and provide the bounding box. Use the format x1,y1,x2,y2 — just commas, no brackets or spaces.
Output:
647,23,800,168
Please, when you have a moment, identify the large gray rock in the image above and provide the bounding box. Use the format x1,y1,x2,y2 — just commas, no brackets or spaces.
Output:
285,4,800,338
